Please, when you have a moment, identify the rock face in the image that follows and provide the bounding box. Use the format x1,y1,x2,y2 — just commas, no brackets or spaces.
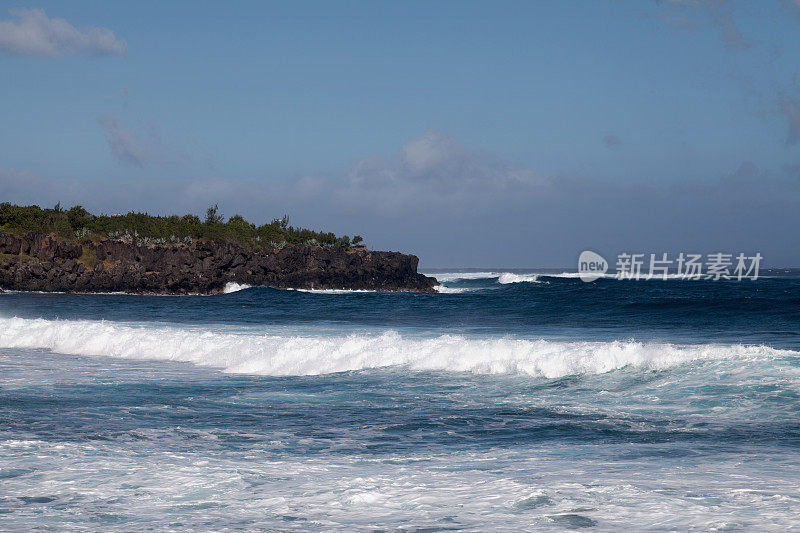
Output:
0,232,437,294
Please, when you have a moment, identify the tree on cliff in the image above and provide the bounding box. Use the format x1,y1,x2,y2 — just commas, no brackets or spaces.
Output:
205,205,224,225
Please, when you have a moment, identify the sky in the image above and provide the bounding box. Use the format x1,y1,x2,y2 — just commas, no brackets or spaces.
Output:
1,0,799,268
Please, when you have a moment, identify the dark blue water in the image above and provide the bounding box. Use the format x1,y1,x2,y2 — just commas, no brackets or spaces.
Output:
1,271,799,530
3,270,799,344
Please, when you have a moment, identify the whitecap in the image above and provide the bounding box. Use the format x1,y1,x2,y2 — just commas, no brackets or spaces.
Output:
433,285,474,294
222,282,252,293
496,273,541,284
0,317,792,379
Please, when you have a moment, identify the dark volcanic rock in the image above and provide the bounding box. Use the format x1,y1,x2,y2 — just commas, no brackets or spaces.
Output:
0,232,437,294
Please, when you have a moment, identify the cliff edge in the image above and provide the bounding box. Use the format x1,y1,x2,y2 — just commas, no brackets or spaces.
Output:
0,232,437,294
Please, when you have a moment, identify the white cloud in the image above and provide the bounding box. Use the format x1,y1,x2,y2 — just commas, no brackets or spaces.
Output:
0,8,126,56
97,115,150,167
96,115,186,167
338,130,548,214
1,130,553,217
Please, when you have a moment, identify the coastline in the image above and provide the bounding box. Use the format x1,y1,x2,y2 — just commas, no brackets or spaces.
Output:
0,231,437,294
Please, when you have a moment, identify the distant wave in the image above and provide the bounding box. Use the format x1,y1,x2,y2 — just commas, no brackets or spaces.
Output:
426,272,500,283
223,285,378,294
426,271,765,283
539,272,768,281
0,317,793,379
222,282,252,293
433,285,475,294
539,272,700,280
497,273,541,284
288,288,378,294
426,272,543,284
540,272,585,279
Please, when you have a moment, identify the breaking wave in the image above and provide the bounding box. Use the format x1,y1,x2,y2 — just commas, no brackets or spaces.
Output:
433,285,475,294
428,271,770,283
0,317,792,379
222,282,252,293
426,272,499,283
426,272,542,284
288,288,378,294
497,273,541,284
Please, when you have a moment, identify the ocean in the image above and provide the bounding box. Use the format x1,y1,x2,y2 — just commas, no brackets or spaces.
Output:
1,270,799,531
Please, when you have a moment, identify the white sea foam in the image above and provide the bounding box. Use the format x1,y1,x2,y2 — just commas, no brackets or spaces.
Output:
426,271,757,283
3,439,799,531
0,317,792,378
541,272,710,280
497,273,541,284
541,272,586,279
425,272,542,284
424,272,499,283
222,282,252,293
433,285,474,294
289,288,377,294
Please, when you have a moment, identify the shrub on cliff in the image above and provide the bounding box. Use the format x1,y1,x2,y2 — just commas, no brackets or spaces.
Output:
0,203,73,238
0,202,356,250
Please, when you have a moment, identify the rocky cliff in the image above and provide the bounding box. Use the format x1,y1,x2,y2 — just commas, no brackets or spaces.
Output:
0,232,437,294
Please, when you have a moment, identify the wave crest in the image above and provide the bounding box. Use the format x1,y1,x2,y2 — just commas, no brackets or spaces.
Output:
497,273,540,284
425,272,498,283
0,317,792,378
433,285,475,294
426,272,542,284
222,282,252,293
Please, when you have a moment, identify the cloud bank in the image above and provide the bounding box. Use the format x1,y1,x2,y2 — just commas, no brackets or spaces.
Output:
2,131,799,266
0,8,126,56
335,130,549,214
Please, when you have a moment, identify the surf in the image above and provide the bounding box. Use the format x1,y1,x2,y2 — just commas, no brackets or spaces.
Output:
0,316,793,378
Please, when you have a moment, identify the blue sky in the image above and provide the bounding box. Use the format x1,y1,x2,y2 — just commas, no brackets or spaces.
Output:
1,1,799,267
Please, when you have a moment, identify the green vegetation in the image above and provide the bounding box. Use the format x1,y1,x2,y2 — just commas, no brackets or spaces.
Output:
0,202,356,250
77,247,98,269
